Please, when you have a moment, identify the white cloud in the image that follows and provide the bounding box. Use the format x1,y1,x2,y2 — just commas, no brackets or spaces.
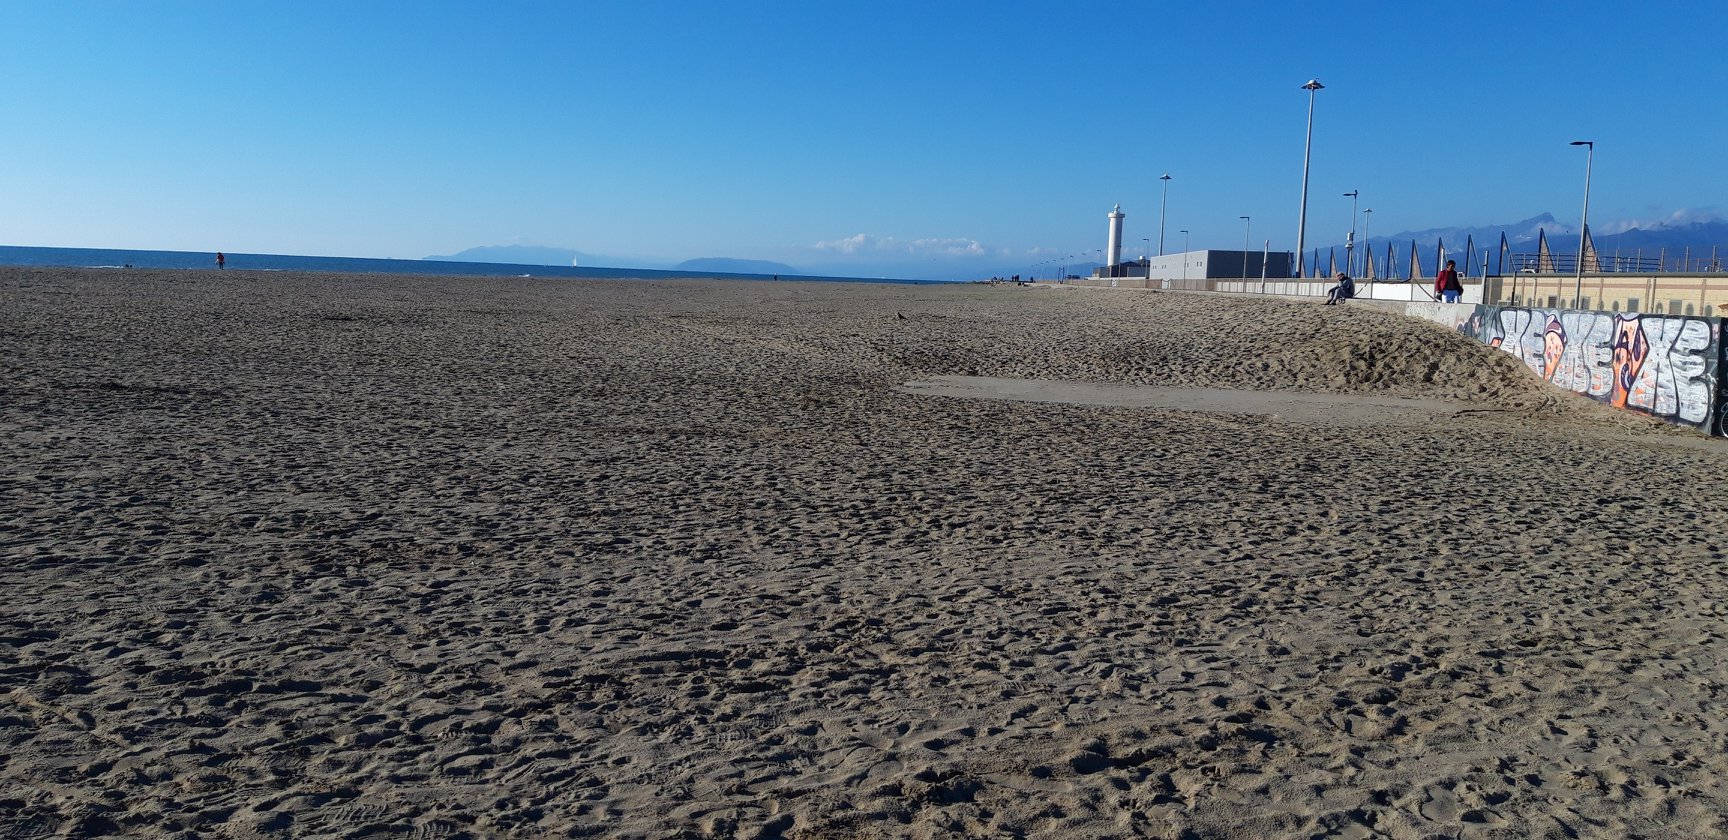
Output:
811,233,987,258
1597,207,1722,234
811,233,874,254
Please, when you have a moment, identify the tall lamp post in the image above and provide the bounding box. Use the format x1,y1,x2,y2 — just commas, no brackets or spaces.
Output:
1362,208,1373,277
1342,190,1359,276
1158,173,1172,255
1240,216,1252,280
1570,140,1594,309
1295,79,1324,277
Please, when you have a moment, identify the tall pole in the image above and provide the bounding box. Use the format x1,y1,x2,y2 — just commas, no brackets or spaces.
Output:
1142,238,1151,280
1296,79,1324,277
1343,190,1358,276
1571,140,1594,309
1240,216,1252,280
1362,208,1373,272
1260,240,1270,294
1158,173,1172,255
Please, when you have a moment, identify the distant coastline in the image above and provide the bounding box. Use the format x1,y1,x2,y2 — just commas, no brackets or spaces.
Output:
0,245,933,285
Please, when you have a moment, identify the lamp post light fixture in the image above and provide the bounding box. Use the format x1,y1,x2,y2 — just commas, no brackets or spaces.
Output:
1295,79,1324,276
1158,173,1172,255
1342,190,1359,276
1570,140,1594,309
1240,216,1252,280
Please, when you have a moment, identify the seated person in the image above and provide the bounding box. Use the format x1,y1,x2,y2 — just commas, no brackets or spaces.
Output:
1324,272,1355,305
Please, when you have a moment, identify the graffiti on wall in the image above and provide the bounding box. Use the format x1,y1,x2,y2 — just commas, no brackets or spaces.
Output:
1721,337,1728,437
1466,307,1721,432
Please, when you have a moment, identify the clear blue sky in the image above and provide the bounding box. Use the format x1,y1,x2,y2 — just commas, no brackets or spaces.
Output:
2,1,1723,278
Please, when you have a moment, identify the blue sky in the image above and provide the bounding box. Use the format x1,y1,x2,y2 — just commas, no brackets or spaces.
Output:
2,1,1724,278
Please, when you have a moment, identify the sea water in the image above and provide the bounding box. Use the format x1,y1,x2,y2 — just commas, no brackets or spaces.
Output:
0,245,935,285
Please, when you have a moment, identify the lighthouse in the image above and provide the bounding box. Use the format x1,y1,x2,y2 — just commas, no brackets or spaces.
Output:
1106,204,1125,273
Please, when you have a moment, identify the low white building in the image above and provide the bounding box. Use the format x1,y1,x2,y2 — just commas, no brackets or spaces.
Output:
1101,249,1295,287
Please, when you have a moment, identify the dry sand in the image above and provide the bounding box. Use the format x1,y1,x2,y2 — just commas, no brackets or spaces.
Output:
4,268,1728,839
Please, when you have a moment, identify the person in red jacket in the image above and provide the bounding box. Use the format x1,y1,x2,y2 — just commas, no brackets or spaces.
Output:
1434,259,1462,303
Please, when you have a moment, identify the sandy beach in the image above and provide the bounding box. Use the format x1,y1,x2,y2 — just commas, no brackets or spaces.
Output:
6,267,1728,839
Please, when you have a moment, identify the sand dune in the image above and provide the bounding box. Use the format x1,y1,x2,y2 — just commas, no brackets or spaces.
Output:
3,268,1726,838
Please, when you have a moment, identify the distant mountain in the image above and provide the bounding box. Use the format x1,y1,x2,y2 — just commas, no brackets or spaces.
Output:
426,246,806,275
1594,221,1728,261
1322,213,1559,257
425,245,599,266
1314,213,1728,273
675,257,800,275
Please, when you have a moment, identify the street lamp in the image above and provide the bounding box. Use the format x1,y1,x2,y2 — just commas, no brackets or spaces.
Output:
1570,140,1594,309
1295,79,1324,277
1343,190,1358,276
1158,173,1172,255
1362,208,1373,275
1240,216,1252,280
1142,238,1151,280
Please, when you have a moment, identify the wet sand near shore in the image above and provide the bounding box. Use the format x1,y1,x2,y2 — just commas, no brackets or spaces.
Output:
4,268,1728,839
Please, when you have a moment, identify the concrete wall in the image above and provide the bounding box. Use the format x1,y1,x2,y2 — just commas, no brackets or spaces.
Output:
1492,273,1728,317
1214,279,1485,304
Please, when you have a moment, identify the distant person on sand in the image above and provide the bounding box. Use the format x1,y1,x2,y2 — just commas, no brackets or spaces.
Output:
1435,259,1462,303
216,252,226,270
1323,271,1355,305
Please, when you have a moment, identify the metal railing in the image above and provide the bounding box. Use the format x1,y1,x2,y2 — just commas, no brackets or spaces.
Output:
1503,250,1725,274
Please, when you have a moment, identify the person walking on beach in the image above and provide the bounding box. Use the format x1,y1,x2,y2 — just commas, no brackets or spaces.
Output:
216,252,226,270
1434,259,1462,303
1324,271,1355,305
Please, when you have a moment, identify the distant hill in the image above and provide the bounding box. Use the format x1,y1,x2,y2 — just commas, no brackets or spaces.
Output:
1594,221,1728,260
1326,213,1560,257
425,245,595,266
425,246,803,275
674,257,800,275
1313,213,1728,273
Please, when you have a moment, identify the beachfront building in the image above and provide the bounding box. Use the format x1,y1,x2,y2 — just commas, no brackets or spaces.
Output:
1095,249,1294,290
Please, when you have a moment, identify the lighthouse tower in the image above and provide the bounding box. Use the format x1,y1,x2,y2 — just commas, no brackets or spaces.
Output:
1106,204,1125,272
